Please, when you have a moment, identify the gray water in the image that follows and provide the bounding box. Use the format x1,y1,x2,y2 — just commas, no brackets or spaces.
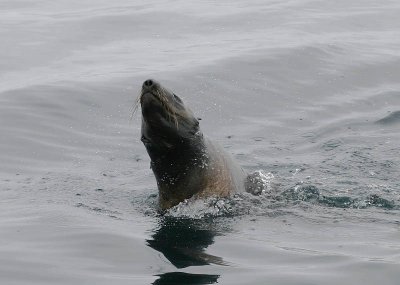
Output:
1,1,400,284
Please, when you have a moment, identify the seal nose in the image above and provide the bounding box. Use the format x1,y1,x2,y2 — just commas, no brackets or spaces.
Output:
143,79,154,89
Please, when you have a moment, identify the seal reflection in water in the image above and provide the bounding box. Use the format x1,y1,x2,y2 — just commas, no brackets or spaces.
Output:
139,79,246,210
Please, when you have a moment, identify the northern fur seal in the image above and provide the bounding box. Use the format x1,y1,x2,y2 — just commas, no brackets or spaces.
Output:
138,79,246,210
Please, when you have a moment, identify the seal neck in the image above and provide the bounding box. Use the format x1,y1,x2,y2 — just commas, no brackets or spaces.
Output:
150,134,207,177
149,135,209,208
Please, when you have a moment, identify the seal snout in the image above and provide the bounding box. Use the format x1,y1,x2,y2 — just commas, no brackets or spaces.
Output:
142,79,158,93
141,79,159,104
143,79,154,88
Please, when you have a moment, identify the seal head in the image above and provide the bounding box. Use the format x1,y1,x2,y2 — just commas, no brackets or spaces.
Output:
140,79,200,155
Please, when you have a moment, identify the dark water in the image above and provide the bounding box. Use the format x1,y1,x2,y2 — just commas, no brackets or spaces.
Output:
1,1,400,284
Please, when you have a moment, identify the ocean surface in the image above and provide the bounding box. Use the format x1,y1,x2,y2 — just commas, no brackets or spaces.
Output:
1,1,400,284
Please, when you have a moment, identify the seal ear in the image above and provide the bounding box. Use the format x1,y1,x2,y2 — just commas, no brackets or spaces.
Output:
141,135,150,143
197,117,202,120
188,119,200,136
173,93,183,103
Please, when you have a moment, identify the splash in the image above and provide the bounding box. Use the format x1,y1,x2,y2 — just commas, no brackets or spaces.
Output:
165,196,237,219
245,170,276,195
164,170,277,219
281,184,397,210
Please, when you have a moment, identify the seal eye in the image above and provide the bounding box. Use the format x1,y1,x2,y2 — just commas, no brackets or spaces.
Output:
173,94,182,103
141,135,151,144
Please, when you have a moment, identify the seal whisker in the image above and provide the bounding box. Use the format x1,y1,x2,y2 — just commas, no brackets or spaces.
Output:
130,94,141,121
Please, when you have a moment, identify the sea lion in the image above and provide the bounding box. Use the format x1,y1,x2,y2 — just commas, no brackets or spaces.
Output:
138,79,246,210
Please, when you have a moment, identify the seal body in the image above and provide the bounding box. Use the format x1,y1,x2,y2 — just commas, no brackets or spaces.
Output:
139,79,246,210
